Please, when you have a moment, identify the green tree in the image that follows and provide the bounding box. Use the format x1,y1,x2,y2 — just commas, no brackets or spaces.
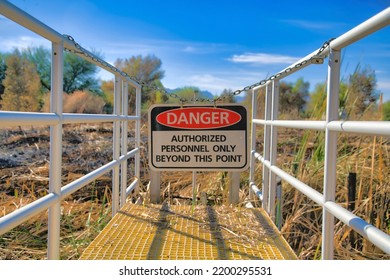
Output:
22,46,51,92
167,86,212,104
101,79,114,113
383,100,390,121
291,78,309,113
63,52,101,94
1,49,41,112
148,80,168,105
154,90,166,104
279,78,309,117
347,65,378,118
0,52,7,107
21,46,101,94
338,81,349,119
219,89,236,103
115,54,165,105
307,83,326,118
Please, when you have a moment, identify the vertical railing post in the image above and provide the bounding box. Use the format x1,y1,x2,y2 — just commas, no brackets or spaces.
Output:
347,172,357,247
192,171,197,204
112,76,121,216
322,49,341,260
47,41,63,260
135,86,141,189
268,79,280,220
150,170,161,203
228,172,240,204
120,82,129,208
249,88,258,202
275,177,283,230
262,82,272,213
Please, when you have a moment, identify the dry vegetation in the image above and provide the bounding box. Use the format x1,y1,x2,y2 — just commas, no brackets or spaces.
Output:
0,113,389,260
273,129,389,260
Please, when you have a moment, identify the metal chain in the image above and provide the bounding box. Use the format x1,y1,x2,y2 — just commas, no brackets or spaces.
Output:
63,34,334,104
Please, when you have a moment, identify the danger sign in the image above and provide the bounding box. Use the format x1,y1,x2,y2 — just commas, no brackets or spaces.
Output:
149,104,248,171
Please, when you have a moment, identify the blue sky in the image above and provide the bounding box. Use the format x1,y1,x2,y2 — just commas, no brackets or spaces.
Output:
1,0,390,100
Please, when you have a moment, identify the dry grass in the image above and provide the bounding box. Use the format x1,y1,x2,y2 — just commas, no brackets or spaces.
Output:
272,130,389,260
0,114,389,260
42,91,106,114
0,195,111,260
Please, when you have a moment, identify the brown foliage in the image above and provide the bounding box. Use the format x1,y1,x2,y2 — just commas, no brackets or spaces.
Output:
42,91,106,114
1,50,41,112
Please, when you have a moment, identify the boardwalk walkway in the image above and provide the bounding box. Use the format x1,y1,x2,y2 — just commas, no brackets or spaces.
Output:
79,202,297,260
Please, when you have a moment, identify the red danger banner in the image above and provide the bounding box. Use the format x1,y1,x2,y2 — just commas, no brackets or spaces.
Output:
155,107,241,129
149,104,248,171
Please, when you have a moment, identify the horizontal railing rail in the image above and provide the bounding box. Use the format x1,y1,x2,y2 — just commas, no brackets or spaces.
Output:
249,7,390,259
0,0,142,259
0,111,141,127
1,0,389,261
252,119,390,136
0,1,140,88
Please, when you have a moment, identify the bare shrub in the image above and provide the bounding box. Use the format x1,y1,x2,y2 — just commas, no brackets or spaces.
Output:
42,91,105,114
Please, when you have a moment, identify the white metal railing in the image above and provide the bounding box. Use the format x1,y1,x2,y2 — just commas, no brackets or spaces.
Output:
1,0,390,261
249,7,390,259
0,0,141,259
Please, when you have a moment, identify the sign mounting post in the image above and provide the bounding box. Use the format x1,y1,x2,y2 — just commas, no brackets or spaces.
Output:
149,104,249,171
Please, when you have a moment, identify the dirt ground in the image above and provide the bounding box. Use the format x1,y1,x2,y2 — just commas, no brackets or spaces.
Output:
0,123,149,209
1,123,389,260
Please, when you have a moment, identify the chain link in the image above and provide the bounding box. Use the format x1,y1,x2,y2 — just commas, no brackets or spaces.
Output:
63,34,334,104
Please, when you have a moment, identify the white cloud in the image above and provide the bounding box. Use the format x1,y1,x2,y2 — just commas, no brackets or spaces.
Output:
180,43,228,54
281,19,342,30
102,39,227,58
182,72,264,95
103,42,157,56
183,46,197,53
229,52,299,65
378,80,390,90
0,36,50,51
187,74,225,91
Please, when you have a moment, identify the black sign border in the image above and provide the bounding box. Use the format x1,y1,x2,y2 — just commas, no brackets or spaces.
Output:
148,104,249,171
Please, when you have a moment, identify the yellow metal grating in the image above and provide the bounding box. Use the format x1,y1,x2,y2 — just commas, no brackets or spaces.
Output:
79,202,297,260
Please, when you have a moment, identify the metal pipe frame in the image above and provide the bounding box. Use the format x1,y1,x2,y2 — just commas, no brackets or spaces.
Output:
120,82,129,208
0,112,140,127
253,119,326,130
47,42,63,260
0,0,142,259
250,184,263,202
61,148,139,198
330,7,390,51
0,193,59,235
268,80,279,220
249,88,258,201
126,179,139,197
321,49,340,260
251,119,390,136
2,0,390,259
249,8,390,257
112,76,122,216
63,114,140,124
253,152,324,205
1,148,140,236
135,87,141,195
252,152,390,255
0,1,140,89
250,50,390,259
261,82,272,213
252,50,319,92
251,8,390,93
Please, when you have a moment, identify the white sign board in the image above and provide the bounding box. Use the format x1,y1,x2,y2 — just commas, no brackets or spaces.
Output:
149,104,248,171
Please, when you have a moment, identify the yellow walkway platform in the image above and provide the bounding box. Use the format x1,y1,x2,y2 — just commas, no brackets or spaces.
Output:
79,202,297,260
